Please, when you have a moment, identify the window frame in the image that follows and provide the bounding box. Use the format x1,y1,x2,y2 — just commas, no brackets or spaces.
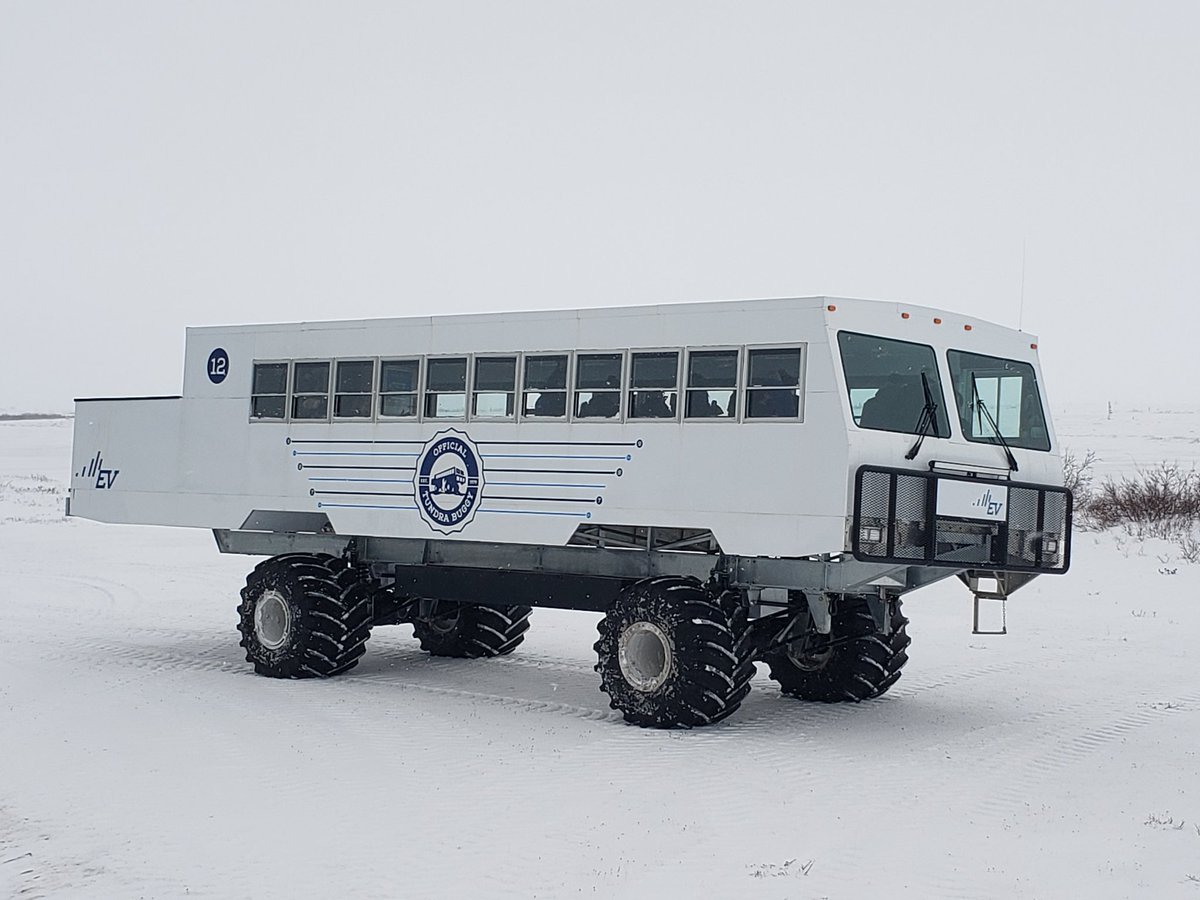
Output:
627,348,682,422
249,359,291,423
331,357,376,421
742,343,806,422
470,353,519,421
289,358,333,423
571,350,627,422
519,352,572,421
683,346,741,422
375,357,421,421
422,354,470,421
246,342,812,427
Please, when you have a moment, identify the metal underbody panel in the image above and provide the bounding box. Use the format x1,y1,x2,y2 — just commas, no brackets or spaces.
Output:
213,528,975,613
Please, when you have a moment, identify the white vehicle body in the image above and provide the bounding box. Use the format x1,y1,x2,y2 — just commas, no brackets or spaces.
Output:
67,295,1073,727
68,296,1067,567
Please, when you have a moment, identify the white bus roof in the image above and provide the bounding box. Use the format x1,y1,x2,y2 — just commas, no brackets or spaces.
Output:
185,296,1035,343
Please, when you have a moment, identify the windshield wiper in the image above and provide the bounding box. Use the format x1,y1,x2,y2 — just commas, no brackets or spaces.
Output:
971,374,1018,472
904,372,939,460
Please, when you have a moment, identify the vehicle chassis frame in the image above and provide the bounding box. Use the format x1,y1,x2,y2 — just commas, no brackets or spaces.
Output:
213,528,973,637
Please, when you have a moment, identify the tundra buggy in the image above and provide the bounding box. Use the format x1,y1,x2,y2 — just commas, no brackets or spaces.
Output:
69,296,1071,727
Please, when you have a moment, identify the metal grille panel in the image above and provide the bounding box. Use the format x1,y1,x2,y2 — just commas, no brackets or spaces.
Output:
893,475,929,559
852,466,1072,573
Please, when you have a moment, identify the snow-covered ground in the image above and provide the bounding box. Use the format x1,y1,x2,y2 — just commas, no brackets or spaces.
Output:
2,412,1199,899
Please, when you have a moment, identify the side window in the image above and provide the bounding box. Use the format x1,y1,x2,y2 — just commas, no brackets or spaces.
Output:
251,362,288,420
334,360,374,419
292,361,330,420
685,350,738,418
574,353,623,419
745,347,802,419
628,351,678,419
473,356,517,418
424,357,467,419
384,360,422,420
522,354,568,418
379,359,419,418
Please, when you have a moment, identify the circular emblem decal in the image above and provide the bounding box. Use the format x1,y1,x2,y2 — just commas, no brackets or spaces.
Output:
207,347,229,384
414,429,485,534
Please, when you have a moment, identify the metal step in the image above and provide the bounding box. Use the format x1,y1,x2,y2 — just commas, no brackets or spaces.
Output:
963,573,1009,635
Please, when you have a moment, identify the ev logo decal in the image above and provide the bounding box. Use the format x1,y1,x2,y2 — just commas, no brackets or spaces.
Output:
973,488,1005,518
414,430,485,534
78,451,119,489
936,479,1009,522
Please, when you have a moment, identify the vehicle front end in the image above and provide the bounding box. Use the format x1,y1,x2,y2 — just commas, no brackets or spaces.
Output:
826,300,1072,616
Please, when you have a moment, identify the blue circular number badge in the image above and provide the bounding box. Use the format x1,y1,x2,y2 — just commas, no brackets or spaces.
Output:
207,348,229,384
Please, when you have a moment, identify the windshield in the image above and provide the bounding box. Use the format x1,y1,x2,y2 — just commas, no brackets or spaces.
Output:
947,350,1050,451
837,332,951,437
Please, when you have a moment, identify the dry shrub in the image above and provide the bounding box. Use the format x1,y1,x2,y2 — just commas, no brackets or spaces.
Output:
1062,449,1096,505
1086,463,1200,540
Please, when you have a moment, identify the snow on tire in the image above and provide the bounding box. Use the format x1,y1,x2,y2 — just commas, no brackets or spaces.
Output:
236,554,375,678
594,576,755,728
412,601,532,658
763,596,910,702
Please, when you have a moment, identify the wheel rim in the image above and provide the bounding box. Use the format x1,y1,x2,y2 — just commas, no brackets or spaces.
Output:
254,590,292,650
618,621,673,692
784,636,833,672
425,602,462,635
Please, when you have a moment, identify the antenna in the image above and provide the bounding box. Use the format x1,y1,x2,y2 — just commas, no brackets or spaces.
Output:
1018,238,1027,331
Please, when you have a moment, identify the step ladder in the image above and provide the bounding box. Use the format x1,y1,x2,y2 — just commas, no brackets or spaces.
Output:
959,570,1041,634
964,573,1008,635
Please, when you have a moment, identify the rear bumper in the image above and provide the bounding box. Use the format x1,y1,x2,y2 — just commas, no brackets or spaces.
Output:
850,465,1072,574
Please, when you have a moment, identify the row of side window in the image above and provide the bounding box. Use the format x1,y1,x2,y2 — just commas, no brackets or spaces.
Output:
249,346,804,423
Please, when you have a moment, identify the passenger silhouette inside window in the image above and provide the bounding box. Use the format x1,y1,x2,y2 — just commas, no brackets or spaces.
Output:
575,354,622,418
533,391,566,416
579,378,620,418
859,379,923,431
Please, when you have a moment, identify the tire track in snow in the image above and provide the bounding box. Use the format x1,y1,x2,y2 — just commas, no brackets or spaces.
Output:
26,633,244,677
888,655,1060,696
3,573,124,619
35,626,625,727
929,697,1197,900
486,648,598,678
39,607,1196,810
367,634,598,678
549,685,1197,900
348,639,623,723
802,694,1199,900
967,696,1199,815
19,635,1199,898
343,668,625,724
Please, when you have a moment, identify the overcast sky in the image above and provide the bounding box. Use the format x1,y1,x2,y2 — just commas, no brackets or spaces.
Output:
2,1,1197,413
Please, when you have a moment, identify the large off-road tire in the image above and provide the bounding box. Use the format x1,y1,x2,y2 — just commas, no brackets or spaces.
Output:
595,576,755,728
237,553,375,678
763,597,910,702
411,601,532,658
